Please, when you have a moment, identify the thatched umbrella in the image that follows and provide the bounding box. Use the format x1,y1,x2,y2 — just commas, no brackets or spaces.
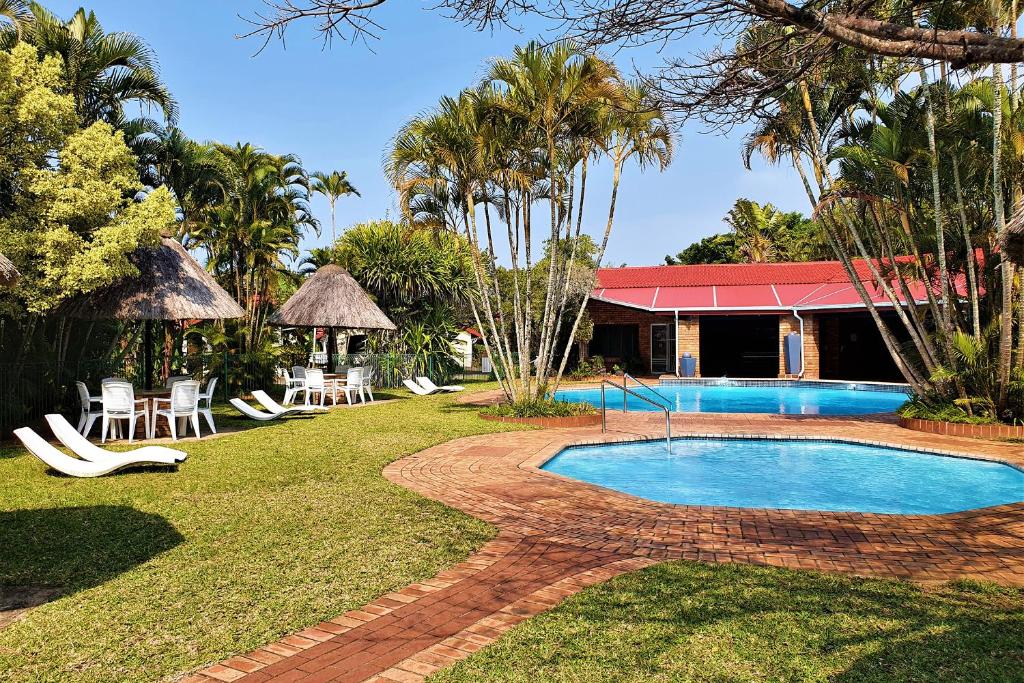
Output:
61,237,244,388
0,251,19,286
1004,204,1024,265
268,264,395,370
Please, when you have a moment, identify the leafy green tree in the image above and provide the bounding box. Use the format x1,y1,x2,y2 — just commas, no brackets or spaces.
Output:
665,233,739,265
0,2,178,125
0,43,174,315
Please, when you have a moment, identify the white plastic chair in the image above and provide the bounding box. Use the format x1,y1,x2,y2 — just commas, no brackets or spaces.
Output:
46,414,186,465
165,374,191,389
282,368,307,406
284,368,307,405
76,381,102,436
101,381,150,444
150,380,201,441
198,376,218,434
304,368,328,407
334,367,364,405
14,427,180,477
359,367,375,402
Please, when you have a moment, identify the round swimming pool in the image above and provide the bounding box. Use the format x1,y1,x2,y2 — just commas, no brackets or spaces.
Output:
554,382,907,415
542,438,1024,514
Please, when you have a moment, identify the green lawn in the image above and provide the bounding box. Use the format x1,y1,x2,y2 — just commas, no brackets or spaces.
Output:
431,561,1024,683
0,384,524,682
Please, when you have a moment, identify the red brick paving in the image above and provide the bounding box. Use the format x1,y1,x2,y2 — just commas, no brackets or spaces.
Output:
188,411,1024,683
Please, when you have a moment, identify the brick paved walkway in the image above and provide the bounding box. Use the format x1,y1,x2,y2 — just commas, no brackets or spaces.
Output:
187,412,1024,683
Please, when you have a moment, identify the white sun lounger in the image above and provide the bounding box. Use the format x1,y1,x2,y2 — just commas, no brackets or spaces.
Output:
13,427,181,477
251,390,325,415
230,397,295,421
403,379,441,395
416,377,465,393
45,414,186,464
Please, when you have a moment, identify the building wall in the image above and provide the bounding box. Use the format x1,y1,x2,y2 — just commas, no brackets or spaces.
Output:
589,299,826,379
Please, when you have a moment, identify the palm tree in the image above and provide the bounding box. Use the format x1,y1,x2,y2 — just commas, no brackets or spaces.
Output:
723,199,782,263
310,170,359,243
189,143,316,351
1,3,177,125
0,0,29,35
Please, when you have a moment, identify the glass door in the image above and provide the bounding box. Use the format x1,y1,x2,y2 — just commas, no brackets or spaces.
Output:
650,323,676,375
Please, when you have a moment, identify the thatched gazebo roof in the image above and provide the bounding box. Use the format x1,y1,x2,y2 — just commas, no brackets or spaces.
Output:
268,264,396,330
1004,204,1024,265
60,237,244,321
0,252,19,286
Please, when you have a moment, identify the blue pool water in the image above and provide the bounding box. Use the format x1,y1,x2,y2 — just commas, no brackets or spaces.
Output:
554,384,907,415
542,439,1024,514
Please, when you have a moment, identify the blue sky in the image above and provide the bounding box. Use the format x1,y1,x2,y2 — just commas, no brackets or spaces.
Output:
51,0,808,266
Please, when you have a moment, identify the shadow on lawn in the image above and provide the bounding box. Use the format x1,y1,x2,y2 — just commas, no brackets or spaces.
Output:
549,562,1024,682
0,505,183,592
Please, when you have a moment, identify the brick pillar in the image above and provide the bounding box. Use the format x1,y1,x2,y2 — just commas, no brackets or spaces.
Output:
803,314,820,379
676,315,700,377
778,313,820,379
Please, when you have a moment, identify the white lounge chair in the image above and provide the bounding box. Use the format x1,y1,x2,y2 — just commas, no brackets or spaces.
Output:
230,397,293,421
403,378,441,396
416,377,464,393
13,427,181,477
251,390,324,415
45,414,186,465
150,380,202,441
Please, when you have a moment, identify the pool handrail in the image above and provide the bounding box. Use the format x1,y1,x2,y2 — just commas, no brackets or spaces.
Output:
599,379,672,454
622,372,673,410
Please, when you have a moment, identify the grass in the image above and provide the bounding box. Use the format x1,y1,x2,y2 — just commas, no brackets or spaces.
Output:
0,383,526,682
431,561,1024,683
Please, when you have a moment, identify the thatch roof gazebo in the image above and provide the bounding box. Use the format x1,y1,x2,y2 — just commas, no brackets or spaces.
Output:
60,237,243,321
0,252,19,286
61,237,244,388
1004,205,1024,265
269,265,395,370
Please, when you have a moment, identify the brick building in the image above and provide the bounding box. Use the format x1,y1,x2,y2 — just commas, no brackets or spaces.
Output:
586,260,923,382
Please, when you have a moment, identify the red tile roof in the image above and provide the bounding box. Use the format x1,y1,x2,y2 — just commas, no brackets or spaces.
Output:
595,259,886,288
592,258,946,312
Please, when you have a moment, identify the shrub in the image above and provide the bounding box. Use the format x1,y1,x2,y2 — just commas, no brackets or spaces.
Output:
898,397,1000,425
481,398,596,418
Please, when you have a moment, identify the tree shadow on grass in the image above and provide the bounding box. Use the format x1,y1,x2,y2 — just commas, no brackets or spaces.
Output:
491,561,1024,683
0,506,183,594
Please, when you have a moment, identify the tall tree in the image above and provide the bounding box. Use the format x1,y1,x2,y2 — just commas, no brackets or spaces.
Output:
310,170,360,243
1,2,178,125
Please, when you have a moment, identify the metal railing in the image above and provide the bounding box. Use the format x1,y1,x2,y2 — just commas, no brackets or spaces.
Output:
599,379,672,453
623,372,673,410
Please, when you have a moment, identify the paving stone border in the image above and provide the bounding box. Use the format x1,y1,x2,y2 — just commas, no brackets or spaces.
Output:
188,411,1024,683
899,416,1024,440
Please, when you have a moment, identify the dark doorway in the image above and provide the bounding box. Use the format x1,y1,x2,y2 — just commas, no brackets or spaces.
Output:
589,324,640,368
819,312,906,382
699,315,779,377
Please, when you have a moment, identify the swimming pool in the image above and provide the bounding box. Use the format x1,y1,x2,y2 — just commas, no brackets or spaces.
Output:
554,382,908,415
542,438,1024,514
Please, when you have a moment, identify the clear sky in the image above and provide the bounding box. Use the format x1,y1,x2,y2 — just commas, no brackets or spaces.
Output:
50,0,809,266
